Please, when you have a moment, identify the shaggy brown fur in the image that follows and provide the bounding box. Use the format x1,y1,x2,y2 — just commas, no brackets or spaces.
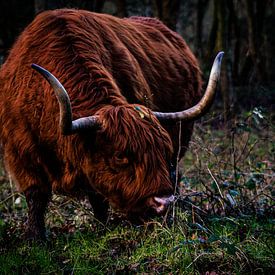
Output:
0,9,202,238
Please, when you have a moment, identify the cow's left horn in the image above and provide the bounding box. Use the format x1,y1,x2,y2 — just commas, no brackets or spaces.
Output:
31,64,101,135
153,52,224,122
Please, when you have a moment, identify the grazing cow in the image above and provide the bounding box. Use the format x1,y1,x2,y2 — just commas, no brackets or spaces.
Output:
0,9,223,239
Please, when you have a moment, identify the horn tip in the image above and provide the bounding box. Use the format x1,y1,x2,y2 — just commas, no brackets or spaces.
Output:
216,51,224,63
211,51,224,76
31,63,42,70
31,63,51,80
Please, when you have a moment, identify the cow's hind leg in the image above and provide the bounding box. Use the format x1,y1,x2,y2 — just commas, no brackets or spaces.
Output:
24,185,51,240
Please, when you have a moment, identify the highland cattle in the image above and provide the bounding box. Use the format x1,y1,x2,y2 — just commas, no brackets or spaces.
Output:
0,9,223,239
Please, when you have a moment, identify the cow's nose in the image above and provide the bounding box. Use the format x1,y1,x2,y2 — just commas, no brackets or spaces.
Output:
151,195,174,214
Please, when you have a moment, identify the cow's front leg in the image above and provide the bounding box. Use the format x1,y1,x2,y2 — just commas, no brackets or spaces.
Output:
88,191,109,224
24,185,51,240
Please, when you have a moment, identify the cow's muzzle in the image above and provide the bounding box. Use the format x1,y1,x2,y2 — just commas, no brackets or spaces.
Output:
148,195,174,214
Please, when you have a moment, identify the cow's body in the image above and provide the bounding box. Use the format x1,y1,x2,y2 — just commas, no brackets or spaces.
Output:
0,9,203,239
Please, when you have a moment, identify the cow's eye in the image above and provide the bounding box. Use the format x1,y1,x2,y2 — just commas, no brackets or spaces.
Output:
113,153,129,166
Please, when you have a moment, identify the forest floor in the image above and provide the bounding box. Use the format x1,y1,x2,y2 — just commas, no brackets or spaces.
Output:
0,108,274,274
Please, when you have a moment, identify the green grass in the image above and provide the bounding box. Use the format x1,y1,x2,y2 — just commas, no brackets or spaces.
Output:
0,216,274,274
0,108,274,274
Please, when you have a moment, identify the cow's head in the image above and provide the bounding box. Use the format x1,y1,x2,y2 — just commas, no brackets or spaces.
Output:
31,52,223,217
90,104,174,216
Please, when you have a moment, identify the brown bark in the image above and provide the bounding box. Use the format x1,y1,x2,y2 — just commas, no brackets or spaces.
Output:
152,0,181,31
227,0,240,83
34,0,45,14
241,0,268,84
196,0,209,58
207,0,231,122
93,0,106,12
34,0,105,14
115,0,127,17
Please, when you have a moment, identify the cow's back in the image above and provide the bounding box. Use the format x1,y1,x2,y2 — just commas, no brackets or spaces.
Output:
0,9,202,114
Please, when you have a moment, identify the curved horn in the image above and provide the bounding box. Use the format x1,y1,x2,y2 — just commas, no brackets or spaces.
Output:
31,64,101,135
153,51,224,122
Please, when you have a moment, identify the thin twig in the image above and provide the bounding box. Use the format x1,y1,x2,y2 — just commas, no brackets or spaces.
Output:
231,129,238,184
0,192,20,205
186,252,208,269
8,174,15,208
207,167,224,199
243,188,274,208
235,131,251,164
241,139,259,163
182,200,208,215
172,121,182,220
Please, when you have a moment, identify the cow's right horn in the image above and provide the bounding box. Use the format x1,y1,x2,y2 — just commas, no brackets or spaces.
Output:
31,64,101,135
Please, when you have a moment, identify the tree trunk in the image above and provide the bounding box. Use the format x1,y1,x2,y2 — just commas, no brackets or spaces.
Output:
34,0,45,14
34,0,105,14
207,0,233,122
240,0,268,84
196,0,209,58
227,0,240,84
115,0,127,17
152,0,180,31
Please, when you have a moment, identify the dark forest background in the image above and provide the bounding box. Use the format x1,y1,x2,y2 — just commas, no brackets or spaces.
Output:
0,0,274,120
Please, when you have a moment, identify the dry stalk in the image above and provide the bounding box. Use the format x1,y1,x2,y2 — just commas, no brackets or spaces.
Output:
207,167,224,199
172,121,182,220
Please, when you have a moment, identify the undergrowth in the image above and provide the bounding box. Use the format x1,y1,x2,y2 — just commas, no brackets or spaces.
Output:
0,108,274,274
